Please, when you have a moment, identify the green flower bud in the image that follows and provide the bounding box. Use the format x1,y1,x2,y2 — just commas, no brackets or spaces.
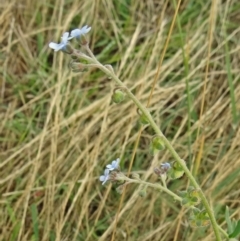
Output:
139,189,147,197
179,187,201,207
167,161,185,179
189,188,201,200
149,136,165,155
189,209,210,227
152,136,165,150
112,89,125,103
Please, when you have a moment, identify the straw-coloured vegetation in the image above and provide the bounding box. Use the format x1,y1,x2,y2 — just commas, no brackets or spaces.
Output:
1,0,240,240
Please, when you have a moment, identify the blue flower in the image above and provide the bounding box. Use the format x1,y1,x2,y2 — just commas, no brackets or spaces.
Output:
99,169,110,185
160,162,171,171
106,158,120,171
49,32,69,51
68,25,91,40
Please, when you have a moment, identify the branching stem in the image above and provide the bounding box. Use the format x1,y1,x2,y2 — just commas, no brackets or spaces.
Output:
77,46,224,241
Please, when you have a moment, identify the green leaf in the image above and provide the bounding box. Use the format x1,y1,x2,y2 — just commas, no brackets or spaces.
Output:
178,190,187,198
225,206,233,233
31,204,39,241
229,220,240,238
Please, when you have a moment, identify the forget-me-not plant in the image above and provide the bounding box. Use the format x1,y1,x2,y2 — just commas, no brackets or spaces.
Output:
48,24,234,241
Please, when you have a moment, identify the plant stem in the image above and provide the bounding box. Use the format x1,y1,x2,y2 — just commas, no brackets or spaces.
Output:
100,68,221,241
125,177,182,202
126,175,228,239
77,47,223,241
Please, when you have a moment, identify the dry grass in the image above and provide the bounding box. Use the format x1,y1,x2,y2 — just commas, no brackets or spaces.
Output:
1,0,240,240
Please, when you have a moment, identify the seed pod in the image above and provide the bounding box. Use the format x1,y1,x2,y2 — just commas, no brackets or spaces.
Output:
112,89,125,103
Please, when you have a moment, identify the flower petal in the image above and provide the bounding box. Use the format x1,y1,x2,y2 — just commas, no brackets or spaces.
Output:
70,29,81,38
104,169,110,175
61,32,69,43
106,164,113,170
99,175,105,181
49,42,62,51
81,25,91,34
161,162,171,169
69,26,91,39
114,158,120,167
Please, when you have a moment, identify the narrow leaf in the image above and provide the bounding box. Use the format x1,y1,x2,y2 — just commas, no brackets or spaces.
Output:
225,206,233,233
229,220,240,238
31,204,39,241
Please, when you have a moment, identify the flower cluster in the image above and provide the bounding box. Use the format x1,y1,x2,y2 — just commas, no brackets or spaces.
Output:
99,158,120,185
178,186,201,207
49,25,91,52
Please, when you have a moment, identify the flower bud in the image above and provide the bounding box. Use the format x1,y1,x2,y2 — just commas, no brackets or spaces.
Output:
152,136,165,150
167,161,185,179
189,209,210,227
112,89,125,103
154,163,171,176
79,34,89,46
178,187,201,207
69,62,88,72
188,187,201,201
139,189,147,197
154,167,162,176
136,108,150,125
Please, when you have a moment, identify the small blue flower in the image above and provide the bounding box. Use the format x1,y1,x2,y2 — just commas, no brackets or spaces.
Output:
99,169,110,185
49,32,69,51
68,25,91,40
106,158,120,171
160,162,171,171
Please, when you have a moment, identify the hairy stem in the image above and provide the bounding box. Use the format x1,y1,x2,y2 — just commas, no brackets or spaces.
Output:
124,176,228,239
78,46,223,241
125,176,182,202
